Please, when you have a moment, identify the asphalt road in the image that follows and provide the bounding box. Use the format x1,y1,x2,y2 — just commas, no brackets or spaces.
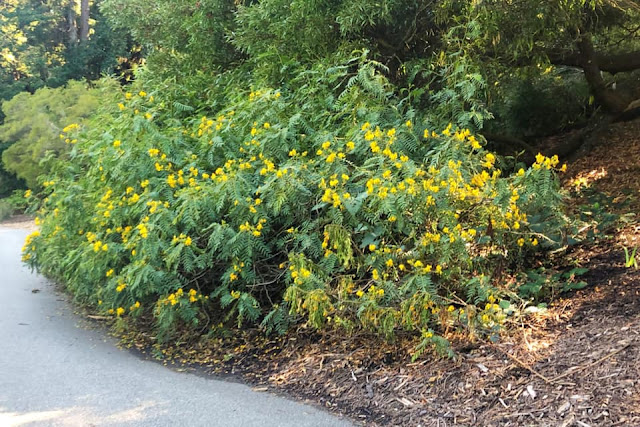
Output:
0,226,352,427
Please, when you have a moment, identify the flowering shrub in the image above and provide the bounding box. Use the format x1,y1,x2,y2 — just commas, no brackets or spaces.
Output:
23,86,567,351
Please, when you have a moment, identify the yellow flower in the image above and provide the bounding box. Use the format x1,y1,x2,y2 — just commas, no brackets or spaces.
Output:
116,283,126,292
483,153,496,169
148,148,160,157
356,290,364,297
368,244,376,252
184,236,192,246
24,189,32,198
105,269,114,277
263,122,270,129
346,141,355,151
116,307,125,316
139,91,147,97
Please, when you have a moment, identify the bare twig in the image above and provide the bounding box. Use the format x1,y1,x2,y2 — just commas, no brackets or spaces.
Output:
550,343,631,382
492,346,553,384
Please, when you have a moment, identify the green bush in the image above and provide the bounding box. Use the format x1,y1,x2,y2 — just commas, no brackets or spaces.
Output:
24,66,568,351
0,199,13,221
488,69,591,138
0,140,25,197
0,189,29,220
0,80,117,189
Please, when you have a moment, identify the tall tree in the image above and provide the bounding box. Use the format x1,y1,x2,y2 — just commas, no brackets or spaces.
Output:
79,0,89,41
67,0,78,43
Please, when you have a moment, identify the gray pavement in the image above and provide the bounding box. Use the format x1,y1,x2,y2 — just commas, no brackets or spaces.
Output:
0,226,352,427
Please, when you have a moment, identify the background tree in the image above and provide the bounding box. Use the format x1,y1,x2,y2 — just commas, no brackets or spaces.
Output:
0,0,132,112
0,80,113,189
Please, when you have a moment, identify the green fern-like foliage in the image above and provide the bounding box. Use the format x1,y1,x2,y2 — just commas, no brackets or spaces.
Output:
23,60,567,350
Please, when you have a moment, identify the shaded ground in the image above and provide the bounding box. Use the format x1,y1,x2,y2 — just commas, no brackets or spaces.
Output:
6,119,639,426
135,257,639,426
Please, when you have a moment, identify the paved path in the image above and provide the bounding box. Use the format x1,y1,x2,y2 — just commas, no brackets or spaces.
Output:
0,226,352,427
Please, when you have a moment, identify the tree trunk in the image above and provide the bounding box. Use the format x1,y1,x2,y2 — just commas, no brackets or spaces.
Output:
577,33,631,114
80,0,90,42
67,3,78,44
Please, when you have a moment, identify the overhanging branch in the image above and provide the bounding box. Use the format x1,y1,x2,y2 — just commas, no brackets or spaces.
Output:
550,49,640,74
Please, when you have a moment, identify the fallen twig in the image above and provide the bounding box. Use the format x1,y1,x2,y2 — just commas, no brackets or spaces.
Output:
550,343,631,382
492,346,553,384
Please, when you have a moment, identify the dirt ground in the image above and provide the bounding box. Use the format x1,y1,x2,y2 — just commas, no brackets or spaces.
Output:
0,214,36,230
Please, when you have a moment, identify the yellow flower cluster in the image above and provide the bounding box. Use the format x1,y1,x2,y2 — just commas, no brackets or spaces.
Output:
290,264,312,285
171,233,193,246
238,218,267,237
533,153,566,171
157,288,206,306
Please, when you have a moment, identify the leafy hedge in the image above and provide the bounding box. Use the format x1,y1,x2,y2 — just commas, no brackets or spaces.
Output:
23,68,568,354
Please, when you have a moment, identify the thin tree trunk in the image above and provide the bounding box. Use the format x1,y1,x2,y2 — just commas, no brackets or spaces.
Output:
68,3,78,44
80,0,90,42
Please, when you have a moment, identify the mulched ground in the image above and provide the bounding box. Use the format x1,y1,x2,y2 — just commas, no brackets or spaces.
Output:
150,253,638,426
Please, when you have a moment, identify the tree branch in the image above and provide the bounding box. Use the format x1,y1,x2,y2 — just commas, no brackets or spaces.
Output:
550,49,640,74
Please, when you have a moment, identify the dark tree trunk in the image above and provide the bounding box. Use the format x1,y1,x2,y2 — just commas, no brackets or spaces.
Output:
80,0,90,42
577,33,631,114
